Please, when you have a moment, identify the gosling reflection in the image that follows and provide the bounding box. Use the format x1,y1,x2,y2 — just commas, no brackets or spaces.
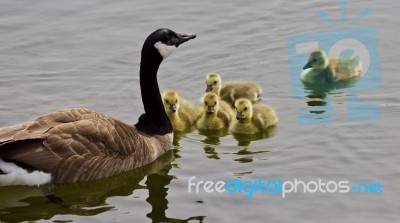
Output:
203,146,220,160
301,79,358,123
225,147,270,164
231,126,276,146
197,128,228,145
197,129,228,160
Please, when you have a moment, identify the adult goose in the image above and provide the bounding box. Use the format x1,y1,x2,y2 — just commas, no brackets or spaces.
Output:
0,28,196,186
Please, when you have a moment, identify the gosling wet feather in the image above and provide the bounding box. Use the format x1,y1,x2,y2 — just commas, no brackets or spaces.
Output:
0,28,196,186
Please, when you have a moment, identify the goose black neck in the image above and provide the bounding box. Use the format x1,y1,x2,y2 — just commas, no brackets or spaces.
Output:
135,49,173,135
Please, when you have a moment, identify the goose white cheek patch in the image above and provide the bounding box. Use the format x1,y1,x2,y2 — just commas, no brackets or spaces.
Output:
154,41,176,59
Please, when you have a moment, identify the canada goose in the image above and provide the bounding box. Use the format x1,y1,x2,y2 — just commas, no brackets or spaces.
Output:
229,98,278,134
301,50,363,84
195,92,234,130
205,72,262,106
162,89,198,132
0,28,196,186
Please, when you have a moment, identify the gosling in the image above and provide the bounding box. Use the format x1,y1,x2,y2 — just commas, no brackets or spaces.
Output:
205,72,262,107
301,50,362,84
229,98,278,134
162,90,197,132
196,92,234,130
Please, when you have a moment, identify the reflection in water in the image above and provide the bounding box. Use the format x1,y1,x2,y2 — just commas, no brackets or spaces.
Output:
145,163,205,223
146,164,173,222
231,126,277,146
233,170,254,177
197,129,229,146
173,130,196,147
300,79,358,124
192,128,275,162
0,150,203,223
223,148,270,164
203,146,220,160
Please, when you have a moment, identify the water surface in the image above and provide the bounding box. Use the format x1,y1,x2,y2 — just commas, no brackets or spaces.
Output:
0,0,399,222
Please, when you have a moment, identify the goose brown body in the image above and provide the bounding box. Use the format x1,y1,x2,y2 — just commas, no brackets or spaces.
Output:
0,108,171,184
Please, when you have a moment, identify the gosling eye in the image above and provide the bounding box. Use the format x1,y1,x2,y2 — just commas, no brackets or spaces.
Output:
312,58,317,63
214,81,217,84
205,101,208,106
165,100,169,104
175,99,178,103
244,107,248,111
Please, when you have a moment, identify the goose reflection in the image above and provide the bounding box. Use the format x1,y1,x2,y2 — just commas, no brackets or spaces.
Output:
0,151,204,223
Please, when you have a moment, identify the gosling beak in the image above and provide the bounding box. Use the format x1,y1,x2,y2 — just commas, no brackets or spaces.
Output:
176,32,197,45
303,62,312,70
236,112,244,120
206,85,213,92
207,106,215,114
169,104,177,113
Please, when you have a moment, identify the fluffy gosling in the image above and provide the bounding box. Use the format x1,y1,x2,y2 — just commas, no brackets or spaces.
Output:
162,90,197,132
301,50,363,84
229,98,278,134
196,92,234,130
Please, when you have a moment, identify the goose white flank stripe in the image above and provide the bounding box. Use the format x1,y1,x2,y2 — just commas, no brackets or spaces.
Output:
0,159,51,186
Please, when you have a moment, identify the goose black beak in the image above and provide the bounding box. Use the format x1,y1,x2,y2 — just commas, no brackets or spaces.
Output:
169,104,177,113
206,85,213,92
303,62,312,70
236,112,244,120
207,106,215,114
176,32,197,45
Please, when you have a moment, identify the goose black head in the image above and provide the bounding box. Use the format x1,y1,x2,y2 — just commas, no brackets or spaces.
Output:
142,28,196,60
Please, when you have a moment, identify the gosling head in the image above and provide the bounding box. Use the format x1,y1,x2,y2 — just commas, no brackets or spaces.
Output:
303,50,329,71
234,99,253,121
205,73,222,94
162,90,180,113
202,92,220,114
143,28,196,60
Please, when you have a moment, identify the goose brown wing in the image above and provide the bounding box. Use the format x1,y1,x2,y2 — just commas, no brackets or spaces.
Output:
0,108,160,183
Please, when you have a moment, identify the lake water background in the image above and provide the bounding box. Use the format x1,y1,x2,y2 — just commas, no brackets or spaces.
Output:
0,0,399,222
